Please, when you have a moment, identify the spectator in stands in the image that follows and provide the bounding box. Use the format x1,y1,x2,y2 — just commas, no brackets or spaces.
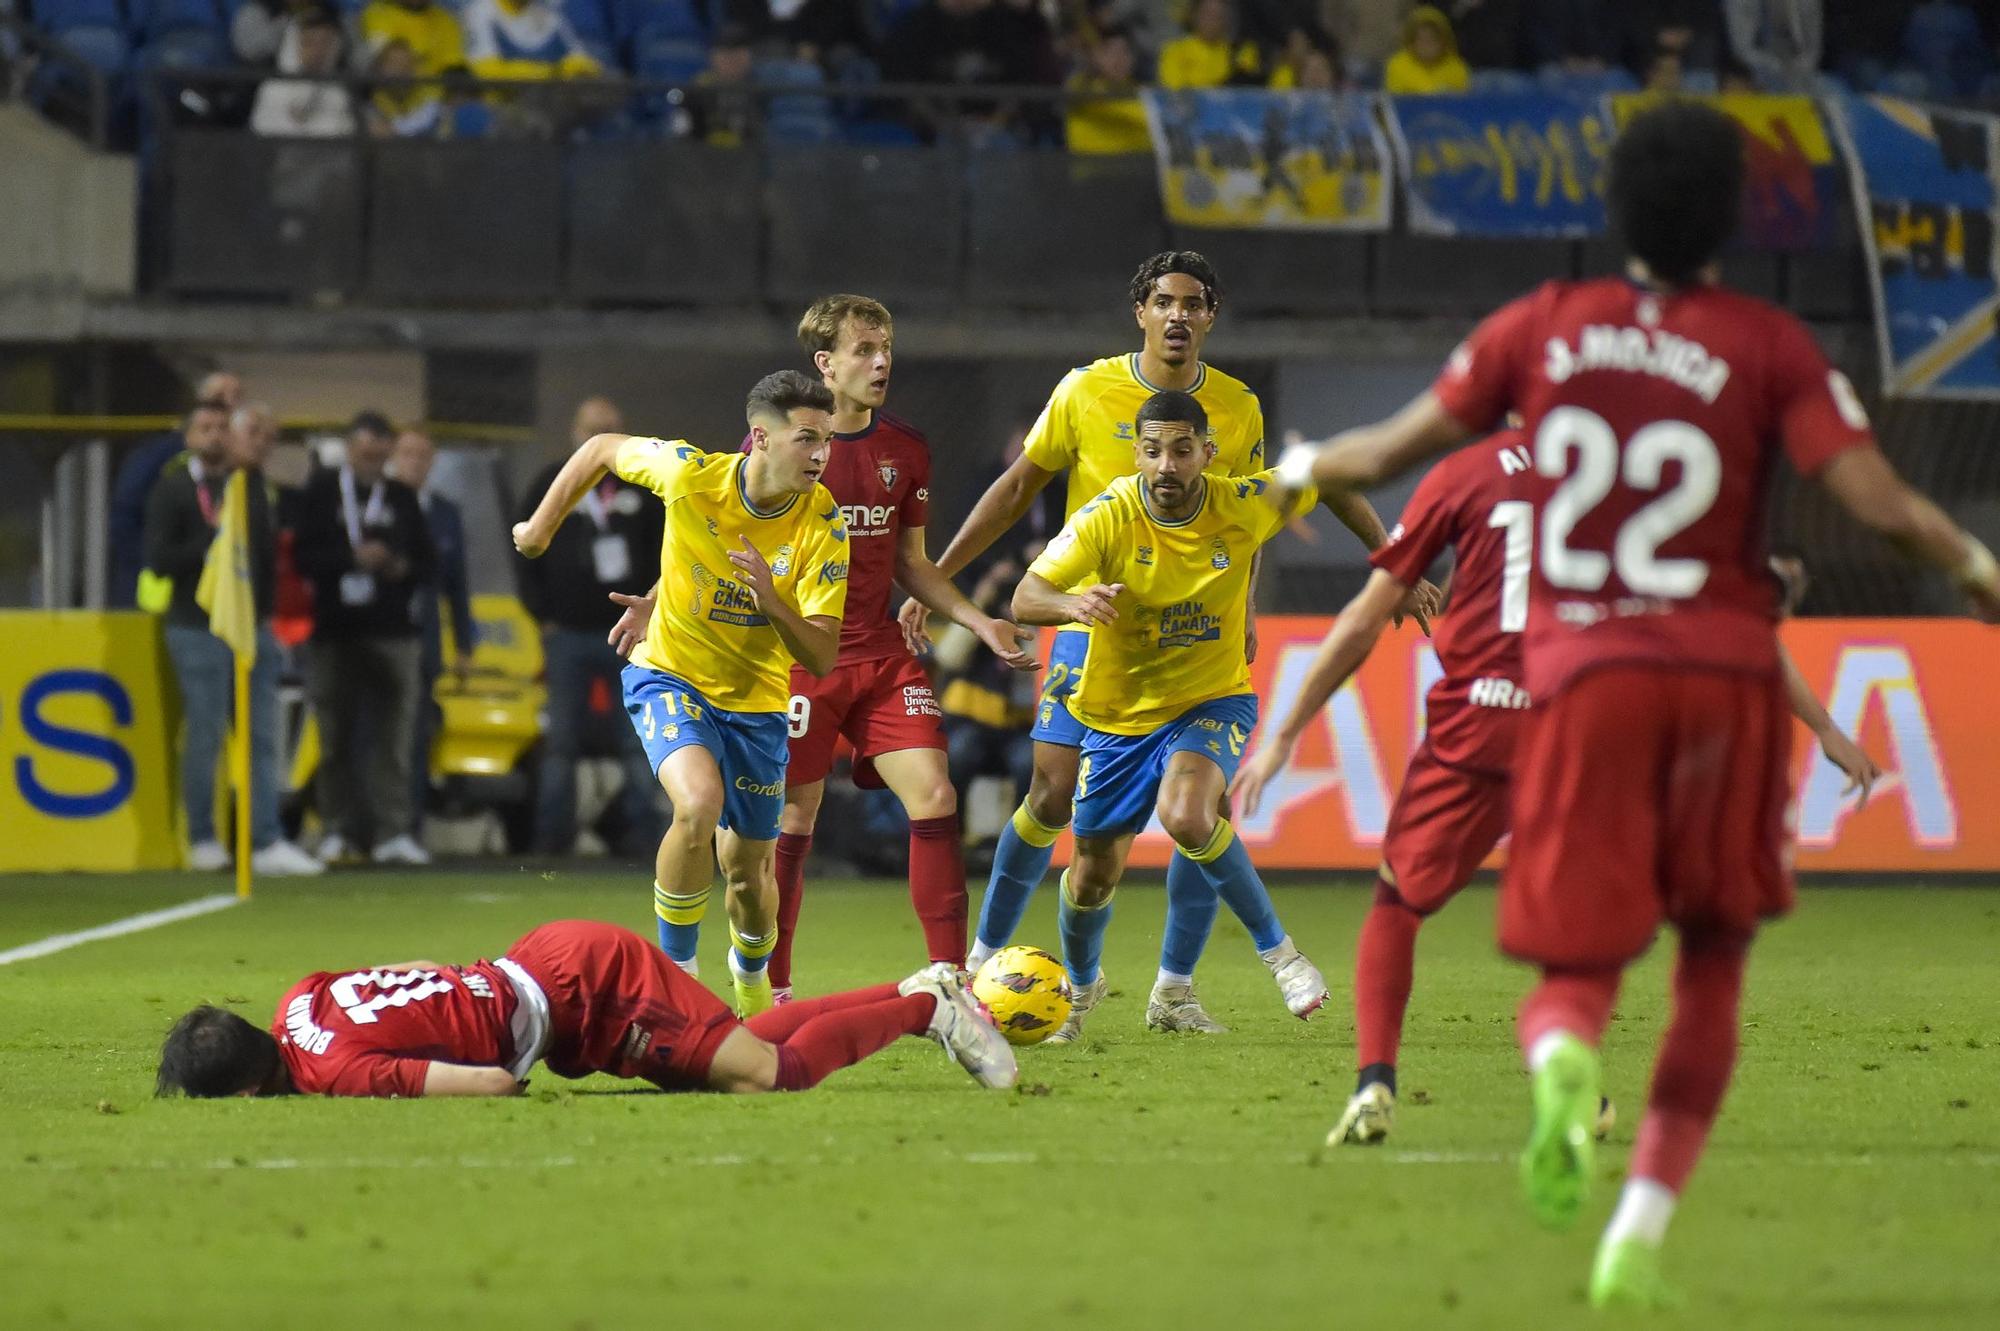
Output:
992,0,1064,86
1523,0,1620,73
727,0,871,66
1158,0,1264,89
1322,0,1404,67
1618,0,1723,73
514,396,665,858
679,22,757,147
882,0,1007,87
1825,0,1916,87
251,8,360,139
1724,0,1821,90
1065,27,1151,155
294,410,436,866
1443,0,1525,71
390,428,472,841
229,402,279,472
437,64,497,137
368,38,443,136
1295,44,1340,89
142,399,323,878
1266,27,1340,89
1900,0,1992,97
112,371,242,608
232,0,295,66
361,0,465,78
458,0,601,81
1384,5,1470,94
1644,42,1685,92
1060,0,1173,63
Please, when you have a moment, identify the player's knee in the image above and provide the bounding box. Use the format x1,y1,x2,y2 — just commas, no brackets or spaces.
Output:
1157,798,1217,853
902,777,957,822
668,791,722,838
1024,764,1076,826
1066,869,1116,910
778,787,822,836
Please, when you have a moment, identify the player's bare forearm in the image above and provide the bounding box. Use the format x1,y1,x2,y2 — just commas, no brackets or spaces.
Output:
1817,447,1990,582
895,534,982,630
421,1063,524,1097
515,433,628,556
1321,488,1391,551
1299,393,1476,491
1779,646,1837,739
1011,572,1071,626
932,453,1057,579
769,606,841,677
1266,571,1406,745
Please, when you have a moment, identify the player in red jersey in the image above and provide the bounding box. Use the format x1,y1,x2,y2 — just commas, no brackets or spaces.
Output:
610,296,1036,1002
1236,431,1878,1149
1275,103,2000,1307
154,919,1016,1098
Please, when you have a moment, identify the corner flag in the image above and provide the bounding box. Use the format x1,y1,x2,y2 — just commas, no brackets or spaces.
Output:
196,471,256,897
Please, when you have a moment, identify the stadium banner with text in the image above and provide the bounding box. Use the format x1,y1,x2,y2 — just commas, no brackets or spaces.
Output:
1610,93,1842,250
1140,89,1392,230
1384,90,1611,237
1049,617,2000,873
1832,95,2000,397
0,612,183,872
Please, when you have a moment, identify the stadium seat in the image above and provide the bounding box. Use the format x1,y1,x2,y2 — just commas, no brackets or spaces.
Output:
39,19,128,69
127,0,228,44
29,0,126,32
1467,68,1534,93
1536,62,1637,96
558,0,618,69
1879,66,1936,101
616,0,705,48
1904,0,1991,96
135,25,226,69
756,56,832,143
633,31,705,86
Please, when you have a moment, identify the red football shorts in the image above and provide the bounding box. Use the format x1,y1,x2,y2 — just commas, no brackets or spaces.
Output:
786,653,945,789
503,920,740,1091
1502,666,1794,969
1380,741,1510,915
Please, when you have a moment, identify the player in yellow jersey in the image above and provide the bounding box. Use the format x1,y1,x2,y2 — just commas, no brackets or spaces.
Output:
909,250,1435,1032
1011,390,1337,1040
513,371,850,1016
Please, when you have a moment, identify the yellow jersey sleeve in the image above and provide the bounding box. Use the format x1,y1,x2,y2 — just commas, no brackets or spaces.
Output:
794,496,851,622
612,436,699,498
1225,469,1316,544
1020,370,1086,474
1234,396,1267,475
1027,490,1116,592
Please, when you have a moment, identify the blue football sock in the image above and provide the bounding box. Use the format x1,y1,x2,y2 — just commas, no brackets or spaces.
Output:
1159,851,1219,977
1184,821,1284,953
729,923,775,976
1057,870,1113,989
976,801,1065,950
653,882,708,966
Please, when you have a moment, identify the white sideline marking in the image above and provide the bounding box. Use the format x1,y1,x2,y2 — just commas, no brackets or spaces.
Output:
0,893,241,967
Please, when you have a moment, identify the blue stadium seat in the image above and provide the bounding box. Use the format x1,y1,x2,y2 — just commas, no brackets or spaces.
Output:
128,0,228,44
1879,66,1936,102
558,0,617,68
616,0,705,48
1466,68,1534,93
135,26,226,69
634,31,705,85
30,0,127,32
1904,1,1990,96
1536,62,1637,96
756,57,832,143
40,19,127,70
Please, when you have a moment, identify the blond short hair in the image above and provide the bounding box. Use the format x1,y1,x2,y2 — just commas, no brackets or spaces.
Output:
797,294,893,357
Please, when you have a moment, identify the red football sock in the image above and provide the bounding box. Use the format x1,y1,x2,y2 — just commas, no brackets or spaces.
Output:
1517,964,1623,1055
768,831,812,990
746,982,902,1042
1355,880,1423,1071
768,991,935,1091
907,814,967,964
1631,932,1748,1194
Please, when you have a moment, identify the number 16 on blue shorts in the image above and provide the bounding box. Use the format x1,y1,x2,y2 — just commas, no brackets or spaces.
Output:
622,664,790,841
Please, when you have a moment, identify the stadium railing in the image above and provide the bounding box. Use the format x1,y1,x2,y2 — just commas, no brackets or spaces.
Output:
1,13,114,148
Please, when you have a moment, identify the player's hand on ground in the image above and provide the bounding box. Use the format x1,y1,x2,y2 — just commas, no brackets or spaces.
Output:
1817,728,1881,805
977,616,1039,671
898,595,932,655
512,521,548,559
1394,578,1442,635
1230,736,1296,819
727,537,777,608
606,590,655,659
1066,583,1124,627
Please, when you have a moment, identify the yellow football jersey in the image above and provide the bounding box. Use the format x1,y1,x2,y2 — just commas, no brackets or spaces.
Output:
1027,470,1315,734
1022,354,1266,525
613,438,849,713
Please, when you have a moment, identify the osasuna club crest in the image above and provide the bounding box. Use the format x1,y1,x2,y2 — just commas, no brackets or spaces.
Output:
877,462,898,490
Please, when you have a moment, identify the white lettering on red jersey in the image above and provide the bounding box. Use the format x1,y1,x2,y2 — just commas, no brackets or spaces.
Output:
1431,277,1875,697
1371,431,1534,773
272,962,518,1097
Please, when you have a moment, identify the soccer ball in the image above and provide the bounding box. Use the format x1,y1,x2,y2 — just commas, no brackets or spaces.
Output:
971,946,1073,1046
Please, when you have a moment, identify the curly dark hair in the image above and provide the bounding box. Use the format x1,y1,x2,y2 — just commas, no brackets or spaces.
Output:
1136,389,1209,436
1607,101,1744,286
1129,250,1222,311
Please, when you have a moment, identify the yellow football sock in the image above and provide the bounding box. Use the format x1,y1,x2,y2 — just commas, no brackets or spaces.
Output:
1010,801,1067,849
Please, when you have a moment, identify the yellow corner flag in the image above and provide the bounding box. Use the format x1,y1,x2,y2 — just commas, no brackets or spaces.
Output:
196,471,257,897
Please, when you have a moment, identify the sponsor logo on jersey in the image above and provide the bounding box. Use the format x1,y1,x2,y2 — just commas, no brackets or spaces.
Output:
1467,676,1532,709
705,516,719,536
902,683,941,718
1544,325,1732,404
734,774,785,797
877,462,898,490
771,544,793,577
1115,421,1135,441
1135,545,1154,566
707,577,768,628
1158,598,1223,648
840,503,896,534
915,487,929,502
818,558,848,585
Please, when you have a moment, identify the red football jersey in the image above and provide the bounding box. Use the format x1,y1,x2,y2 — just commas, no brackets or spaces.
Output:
1431,277,1875,697
1371,431,1534,773
272,962,519,1097
747,410,930,662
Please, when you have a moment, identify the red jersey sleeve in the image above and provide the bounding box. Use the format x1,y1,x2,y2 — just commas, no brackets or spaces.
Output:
318,1051,431,1098
1370,459,1462,587
900,444,931,529
1430,287,1547,434
1765,314,1876,477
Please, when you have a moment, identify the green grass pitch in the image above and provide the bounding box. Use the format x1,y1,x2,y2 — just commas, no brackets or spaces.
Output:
2,871,1995,1329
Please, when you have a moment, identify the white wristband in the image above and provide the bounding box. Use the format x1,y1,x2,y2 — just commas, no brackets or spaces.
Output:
1275,442,1318,491
1955,533,1999,593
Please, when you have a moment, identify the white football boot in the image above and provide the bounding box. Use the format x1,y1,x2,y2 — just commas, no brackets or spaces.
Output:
1044,973,1108,1045
1261,936,1331,1018
1145,979,1229,1034
903,968,1018,1089
1328,1082,1396,1146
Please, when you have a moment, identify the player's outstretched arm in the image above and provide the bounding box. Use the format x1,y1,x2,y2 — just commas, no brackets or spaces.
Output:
898,452,1060,644
607,581,661,659
1012,571,1122,628
1279,392,1475,494
1816,448,2000,621
895,528,1038,671
512,432,631,558
421,1062,525,1097
1780,644,1880,804
1232,569,1407,817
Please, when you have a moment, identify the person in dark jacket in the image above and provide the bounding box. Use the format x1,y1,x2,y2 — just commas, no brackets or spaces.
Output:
514,396,665,856
141,397,323,877
392,427,475,837
111,371,242,607
293,410,436,865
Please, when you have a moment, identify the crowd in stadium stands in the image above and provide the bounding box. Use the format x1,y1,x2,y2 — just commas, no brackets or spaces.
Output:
15,2,2000,149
